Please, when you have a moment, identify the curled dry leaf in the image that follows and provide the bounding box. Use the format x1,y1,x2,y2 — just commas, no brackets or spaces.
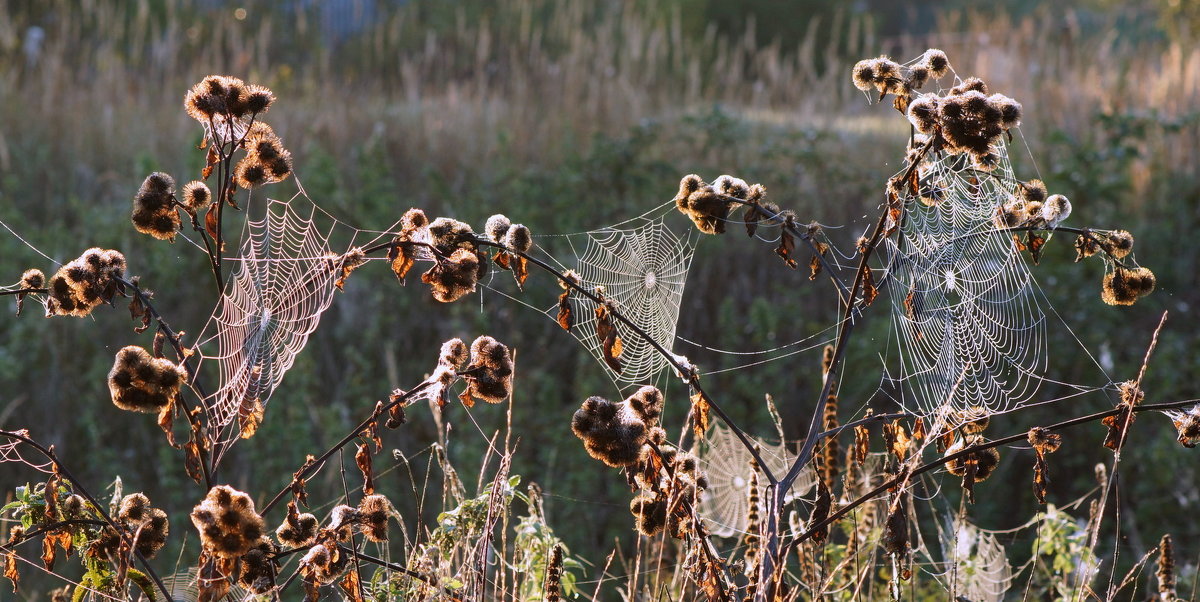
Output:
690,391,710,441
1028,427,1062,504
1102,403,1136,451
775,230,798,269
853,423,870,466
356,443,374,496
595,302,623,374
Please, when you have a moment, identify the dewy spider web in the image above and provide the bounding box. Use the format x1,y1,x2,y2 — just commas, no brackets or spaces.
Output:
537,205,697,387
884,138,1047,417
195,196,343,448
934,516,1012,602
697,422,814,538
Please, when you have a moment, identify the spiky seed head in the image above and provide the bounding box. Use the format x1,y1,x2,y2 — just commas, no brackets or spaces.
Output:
181,181,212,211
243,84,275,114
276,512,319,547
851,59,878,91
626,386,664,426
439,338,469,370
357,494,392,542
421,248,480,303
1106,230,1134,259
191,485,266,559
20,268,44,289
485,214,512,243
503,224,533,254
923,49,950,78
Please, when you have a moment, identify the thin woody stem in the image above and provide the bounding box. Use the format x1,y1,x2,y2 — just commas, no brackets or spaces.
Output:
260,381,432,515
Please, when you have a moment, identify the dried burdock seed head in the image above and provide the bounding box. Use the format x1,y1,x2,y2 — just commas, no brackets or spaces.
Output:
1075,234,1100,261
874,57,901,86
235,157,268,188
625,385,664,426
630,493,667,536
429,217,476,254
139,172,175,200
1105,230,1135,259
1117,380,1144,406
237,538,278,594
907,64,930,89
907,94,940,134
851,58,878,91
674,176,730,235
109,346,188,413
571,396,649,467
988,94,1022,129
421,248,480,303
133,507,169,558
300,542,351,586
439,338,469,370
1017,179,1048,204
264,153,293,181
357,494,393,542
503,224,533,254
20,268,44,289
1172,408,1200,448
485,214,512,243
973,151,1000,172
1101,267,1146,306
119,493,151,523
243,84,275,115
1042,194,1072,228
714,175,750,199
462,335,514,404
191,485,266,559
329,504,360,541
63,494,85,517
276,512,319,547
950,77,988,96
180,181,212,211
944,435,1000,481
954,405,991,434
922,48,950,78
45,248,126,317
402,208,430,231
1027,427,1062,453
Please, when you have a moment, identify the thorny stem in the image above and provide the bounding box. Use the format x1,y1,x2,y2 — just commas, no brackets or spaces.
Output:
260,381,433,516
115,275,214,490
786,397,1199,557
0,430,173,602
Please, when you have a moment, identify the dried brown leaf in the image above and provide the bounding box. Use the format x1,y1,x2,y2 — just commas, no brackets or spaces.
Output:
3,550,17,592
853,424,869,465
184,440,204,484
743,204,763,238
204,207,219,240
1102,404,1136,451
596,304,623,374
775,230,798,269
690,392,711,440
862,267,878,307
238,397,264,439
356,443,374,496
387,243,415,284
1028,234,1046,265
556,289,573,332
340,569,364,602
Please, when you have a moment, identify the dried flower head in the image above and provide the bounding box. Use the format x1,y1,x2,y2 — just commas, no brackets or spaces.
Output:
116,493,169,558
428,217,476,255
180,181,212,211
243,84,275,115
625,385,664,426
234,157,268,188
276,512,319,548
108,345,188,414
944,435,1000,481
357,494,393,542
300,540,350,585
461,335,514,404
45,248,126,317
949,77,988,96
674,175,730,235
439,338,469,370
191,485,266,559
988,94,1022,129
571,395,649,467
922,49,950,78
20,268,44,290
503,224,533,254
907,94,940,134
421,248,480,303
1017,179,1048,204
132,172,181,241
630,493,668,536
237,538,278,594
1105,230,1135,259
851,59,878,91
485,214,512,243
1101,266,1154,306
1041,194,1072,228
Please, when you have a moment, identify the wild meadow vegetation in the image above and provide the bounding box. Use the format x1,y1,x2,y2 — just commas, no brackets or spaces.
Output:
0,0,1199,599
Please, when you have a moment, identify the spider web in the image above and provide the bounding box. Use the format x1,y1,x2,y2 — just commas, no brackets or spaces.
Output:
528,206,697,387
884,139,1047,417
697,422,814,538
195,196,344,448
934,516,1012,601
